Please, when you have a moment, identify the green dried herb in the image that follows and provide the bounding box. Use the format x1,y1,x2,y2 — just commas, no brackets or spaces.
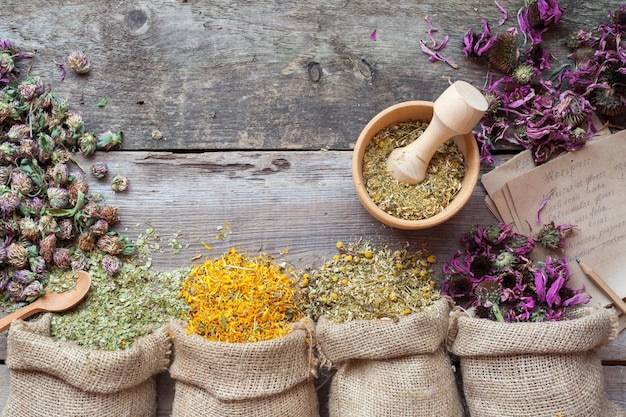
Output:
303,240,440,323
48,233,190,350
362,121,465,220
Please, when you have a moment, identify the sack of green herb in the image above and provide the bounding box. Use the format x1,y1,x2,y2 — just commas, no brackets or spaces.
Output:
2,314,170,417
448,306,625,417
169,319,319,417
316,297,464,417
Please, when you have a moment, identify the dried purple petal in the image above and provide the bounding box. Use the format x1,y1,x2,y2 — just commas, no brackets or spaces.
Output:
102,254,121,276
52,247,72,270
420,16,458,69
419,40,459,69
54,61,67,81
90,162,109,179
494,0,508,26
536,188,553,224
67,51,91,74
47,186,70,209
20,280,44,301
7,242,28,268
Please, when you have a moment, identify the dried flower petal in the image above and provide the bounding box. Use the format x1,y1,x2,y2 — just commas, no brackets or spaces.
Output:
67,51,91,74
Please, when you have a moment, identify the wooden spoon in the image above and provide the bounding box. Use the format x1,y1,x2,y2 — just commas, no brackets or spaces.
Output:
386,80,488,184
0,270,91,332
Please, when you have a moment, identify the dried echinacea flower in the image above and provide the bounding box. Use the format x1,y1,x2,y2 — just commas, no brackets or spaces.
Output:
67,51,91,74
442,222,589,322
111,174,128,192
512,63,536,85
487,30,520,74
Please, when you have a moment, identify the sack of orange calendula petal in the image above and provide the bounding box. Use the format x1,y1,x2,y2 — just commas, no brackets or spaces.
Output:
169,247,319,417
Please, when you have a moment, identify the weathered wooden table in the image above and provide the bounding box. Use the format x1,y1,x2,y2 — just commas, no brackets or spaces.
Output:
1,0,625,415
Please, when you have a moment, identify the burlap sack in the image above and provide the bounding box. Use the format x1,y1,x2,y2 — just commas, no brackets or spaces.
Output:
316,297,464,417
1,314,171,417
448,306,626,417
169,319,319,417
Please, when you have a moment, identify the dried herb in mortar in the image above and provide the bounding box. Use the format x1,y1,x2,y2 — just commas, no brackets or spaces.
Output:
362,121,465,220
303,240,440,323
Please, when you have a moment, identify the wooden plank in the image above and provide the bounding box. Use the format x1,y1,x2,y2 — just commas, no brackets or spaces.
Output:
70,150,499,271
1,0,621,152
0,364,8,410
2,150,626,357
604,366,626,409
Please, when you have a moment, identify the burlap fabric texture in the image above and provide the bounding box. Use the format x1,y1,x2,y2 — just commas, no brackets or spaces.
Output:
316,297,464,417
1,314,171,417
448,306,626,417
169,319,319,417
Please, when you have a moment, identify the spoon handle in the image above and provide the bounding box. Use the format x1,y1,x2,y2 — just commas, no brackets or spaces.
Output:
0,302,42,333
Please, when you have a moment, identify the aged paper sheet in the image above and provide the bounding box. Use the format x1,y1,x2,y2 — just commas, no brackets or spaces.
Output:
505,130,626,310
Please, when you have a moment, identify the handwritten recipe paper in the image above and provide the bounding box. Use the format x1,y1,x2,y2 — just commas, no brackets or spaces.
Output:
482,129,626,328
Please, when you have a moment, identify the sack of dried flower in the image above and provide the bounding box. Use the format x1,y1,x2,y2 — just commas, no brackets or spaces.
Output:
316,297,464,417
448,306,626,417
1,314,171,417
169,318,319,417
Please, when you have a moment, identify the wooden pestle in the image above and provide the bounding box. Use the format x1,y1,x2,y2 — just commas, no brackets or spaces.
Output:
386,80,488,184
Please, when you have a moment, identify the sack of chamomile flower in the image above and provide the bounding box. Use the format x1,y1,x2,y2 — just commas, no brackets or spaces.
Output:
169,247,319,417
305,241,464,417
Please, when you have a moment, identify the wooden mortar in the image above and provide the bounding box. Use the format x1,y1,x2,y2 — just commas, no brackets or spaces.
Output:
386,81,487,184
352,100,480,230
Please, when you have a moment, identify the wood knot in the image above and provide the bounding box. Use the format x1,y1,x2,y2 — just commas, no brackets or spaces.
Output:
125,8,150,34
307,62,323,83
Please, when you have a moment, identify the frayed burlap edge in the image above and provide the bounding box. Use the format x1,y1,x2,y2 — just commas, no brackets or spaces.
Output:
447,305,618,356
169,318,317,401
317,297,452,367
6,314,171,394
